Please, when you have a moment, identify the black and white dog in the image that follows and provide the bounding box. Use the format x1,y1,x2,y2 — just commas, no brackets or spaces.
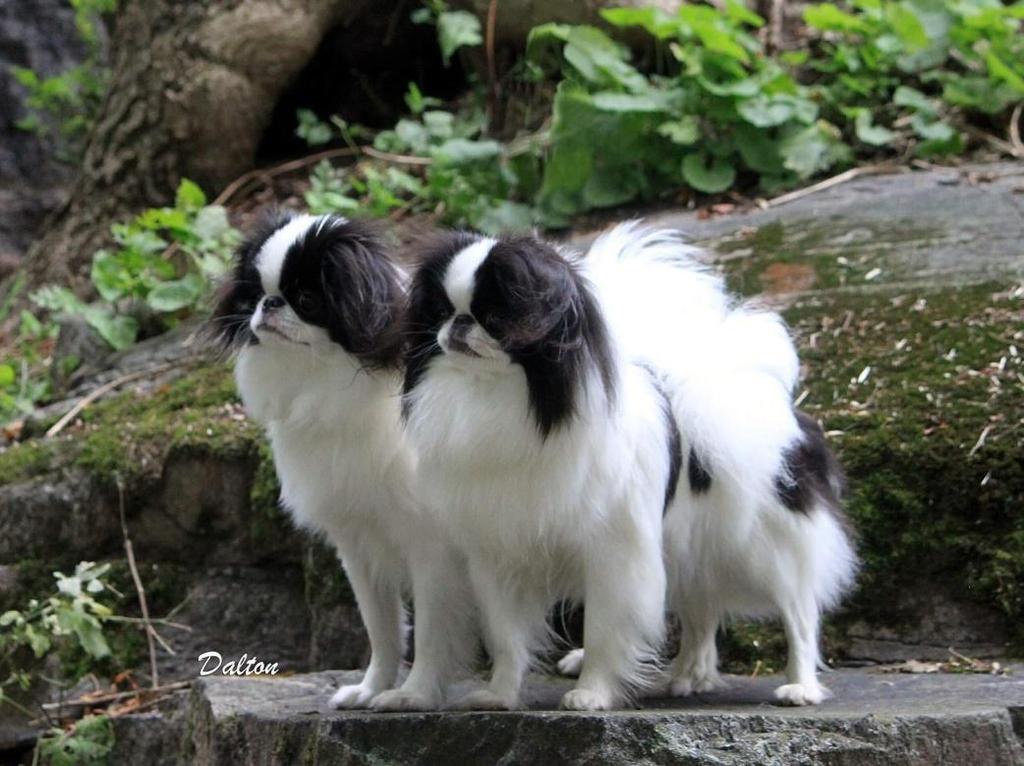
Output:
208,212,472,710
401,230,675,710
402,223,856,708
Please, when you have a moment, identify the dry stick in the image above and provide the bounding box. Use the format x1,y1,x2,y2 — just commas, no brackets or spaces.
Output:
762,164,902,209
39,681,191,713
45,362,178,438
1009,102,1023,158
963,123,1019,157
485,0,500,127
117,477,160,689
359,146,433,166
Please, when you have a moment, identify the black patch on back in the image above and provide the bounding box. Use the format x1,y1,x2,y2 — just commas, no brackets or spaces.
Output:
687,446,712,494
470,238,616,437
776,410,845,514
639,364,683,514
206,208,293,353
401,230,482,417
278,217,404,370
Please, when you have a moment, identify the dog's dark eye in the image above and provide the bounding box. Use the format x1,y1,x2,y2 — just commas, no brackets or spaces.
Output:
295,292,316,313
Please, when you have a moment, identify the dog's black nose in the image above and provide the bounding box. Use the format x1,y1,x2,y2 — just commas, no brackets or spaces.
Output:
452,314,474,333
263,295,285,311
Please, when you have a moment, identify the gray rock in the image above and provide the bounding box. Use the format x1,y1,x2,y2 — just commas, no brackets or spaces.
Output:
571,161,1024,294
109,667,1024,765
0,0,98,262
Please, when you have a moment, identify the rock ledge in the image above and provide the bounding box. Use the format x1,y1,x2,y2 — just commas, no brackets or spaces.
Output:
113,667,1024,765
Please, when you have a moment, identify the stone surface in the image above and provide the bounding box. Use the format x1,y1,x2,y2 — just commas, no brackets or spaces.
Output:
0,0,95,264
572,162,1024,295
112,668,1024,765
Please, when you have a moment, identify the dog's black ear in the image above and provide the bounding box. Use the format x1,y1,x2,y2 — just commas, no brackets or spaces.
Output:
205,208,293,354
318,220,405,369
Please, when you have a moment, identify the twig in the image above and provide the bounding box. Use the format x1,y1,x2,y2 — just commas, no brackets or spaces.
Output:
963,124,1019,157
211,147,363,207
968,424,993,457
39,681,191,712
104,615,192,632
485,0,500,129
45,362,178,438
117,477,159,689
1009,102,1023,158
762,164,902,209
212,144,432,208
359,146,432,166
765,0,784,55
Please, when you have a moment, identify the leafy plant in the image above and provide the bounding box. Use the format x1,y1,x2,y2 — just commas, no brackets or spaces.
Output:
36,714,115,766
0,563,117,718
412,0,483,66
11,0,117,161
32,179,240,350
0,309,60,423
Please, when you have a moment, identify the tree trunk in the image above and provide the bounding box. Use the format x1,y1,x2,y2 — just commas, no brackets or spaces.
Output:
24,0,362,292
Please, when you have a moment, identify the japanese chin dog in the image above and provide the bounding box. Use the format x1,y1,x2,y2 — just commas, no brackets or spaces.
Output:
207,211,472,710
401,230,675,711
554,224,858,706
404,223,856,710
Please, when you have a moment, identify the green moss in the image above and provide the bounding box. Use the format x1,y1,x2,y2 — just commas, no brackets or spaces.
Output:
784,282,1024,650
69,362,260,486
0,439,59,485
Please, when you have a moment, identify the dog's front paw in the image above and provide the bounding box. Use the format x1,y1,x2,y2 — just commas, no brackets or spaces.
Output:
329,683,381,709
451,688,520,710
560,686,615,711
557,648,585,677
773,682,829,706
668,669,727,697
370,688,441,712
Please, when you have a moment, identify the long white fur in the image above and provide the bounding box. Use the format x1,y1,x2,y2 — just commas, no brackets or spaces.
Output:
569,222,857,705
404,242,672,711
233,217,473,711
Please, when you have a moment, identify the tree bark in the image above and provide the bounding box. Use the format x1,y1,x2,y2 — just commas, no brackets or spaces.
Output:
24,0,362,292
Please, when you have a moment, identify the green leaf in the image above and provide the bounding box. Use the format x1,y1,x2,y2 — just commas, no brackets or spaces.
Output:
85,311,138,350
58,610,111,659
854,110,897,145
174,178,206,210
90,250,127,302
0,610,19,626
561,26,648,92
985,51,1024,95
192,205,232,242
437,10,482,66
431,138,502,165
780,122,851,178
724,0,765,28
803,3,868,32
474,201,535,235
295,108,333,146
600,7,678,38
886,4,928,50
738,96,795,127
682,152,736,193
910,113,955,141
893,85,936,115
146,273,203,313
658,116,701,145
0,365,14,388
590,91,667,112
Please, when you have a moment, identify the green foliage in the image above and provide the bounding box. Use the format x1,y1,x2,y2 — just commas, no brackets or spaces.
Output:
32,179,240,351
0,303,60,423
412,0,483,66
36,714,115,766
295,1,1021,229
11,0,116,161
0,562,117,718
